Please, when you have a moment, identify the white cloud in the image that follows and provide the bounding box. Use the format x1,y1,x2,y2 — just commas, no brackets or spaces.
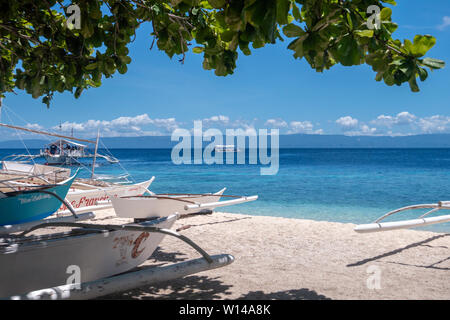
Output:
51,114,181,137
202,115,230,125
336,116,359,130
371,111,416,127
342,125,377,136
336,116,378,136
9,112,450,140
438,16,450,30
265,118,288,128
396,111,417,124
288,121,315,134
151,118,180,131
369,112,450,134
359,124,377,135
417,115,450,133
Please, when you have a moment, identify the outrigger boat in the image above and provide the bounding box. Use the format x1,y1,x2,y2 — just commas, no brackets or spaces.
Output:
0,173,76,225
0,183,249,299
0,212,234,299
108,188,258,219
39,139,118,165
0,161,153,215
0,123,118,166
354,201,450,233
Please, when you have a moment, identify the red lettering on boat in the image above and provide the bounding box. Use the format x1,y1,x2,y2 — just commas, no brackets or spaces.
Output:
131,232,149,259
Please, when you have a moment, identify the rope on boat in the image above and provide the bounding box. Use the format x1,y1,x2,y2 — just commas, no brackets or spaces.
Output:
1,106,36,166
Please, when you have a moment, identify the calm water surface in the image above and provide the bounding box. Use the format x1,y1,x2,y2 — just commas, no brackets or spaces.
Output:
2,148,450,232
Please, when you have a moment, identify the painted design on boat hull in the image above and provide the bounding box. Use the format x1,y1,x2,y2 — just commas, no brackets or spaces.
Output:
59,180,152,212
0,175,76,226
0,215,176,297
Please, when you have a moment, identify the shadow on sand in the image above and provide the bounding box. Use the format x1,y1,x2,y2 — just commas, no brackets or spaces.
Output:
347,233,450,270
101,275,330,300
100,247,330,300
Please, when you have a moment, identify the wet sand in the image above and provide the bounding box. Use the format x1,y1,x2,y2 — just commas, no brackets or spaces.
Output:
96,210,450,300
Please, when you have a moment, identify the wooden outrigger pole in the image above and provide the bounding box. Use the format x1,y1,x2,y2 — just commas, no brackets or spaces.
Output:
354,201,450,233
0,122,96,144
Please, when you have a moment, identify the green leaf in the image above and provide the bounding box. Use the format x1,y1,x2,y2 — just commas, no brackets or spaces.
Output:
408,77,420,92
418,67,428,81
85,63,98,70
380,8,392,21
276,0,290,25
193,46,204,53
354,30,374,38
120,56,132,64
409,35,436,57
208,0,226,9
292,4,301,20
331,35,362,66
282,24,305,38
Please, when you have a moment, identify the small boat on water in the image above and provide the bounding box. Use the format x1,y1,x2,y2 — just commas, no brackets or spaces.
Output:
3,138,119,165
40,139,118,165
0,173,76,225
108,187,258,219
215,145,240,152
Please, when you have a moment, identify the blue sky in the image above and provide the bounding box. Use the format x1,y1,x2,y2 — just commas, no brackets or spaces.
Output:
1,0,450,140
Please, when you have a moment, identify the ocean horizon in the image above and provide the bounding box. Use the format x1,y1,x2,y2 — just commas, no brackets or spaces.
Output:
2,147,450,233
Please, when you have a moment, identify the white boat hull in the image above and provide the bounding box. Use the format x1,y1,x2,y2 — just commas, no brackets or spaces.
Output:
0,215,176,297
59,179,152,212
44,154,69,165
109,189,226,219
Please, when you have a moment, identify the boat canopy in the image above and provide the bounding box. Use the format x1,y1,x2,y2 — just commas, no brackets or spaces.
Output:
46,139,87,149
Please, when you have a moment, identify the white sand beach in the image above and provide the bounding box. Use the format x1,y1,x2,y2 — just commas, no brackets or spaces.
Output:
90,209,450,300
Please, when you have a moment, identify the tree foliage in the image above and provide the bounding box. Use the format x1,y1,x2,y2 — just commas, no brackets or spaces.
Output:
0,0,445,106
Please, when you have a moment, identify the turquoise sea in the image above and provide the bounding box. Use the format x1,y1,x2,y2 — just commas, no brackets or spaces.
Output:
2,148,450,233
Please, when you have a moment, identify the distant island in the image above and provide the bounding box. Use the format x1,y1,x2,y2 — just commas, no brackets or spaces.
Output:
1,133,450,149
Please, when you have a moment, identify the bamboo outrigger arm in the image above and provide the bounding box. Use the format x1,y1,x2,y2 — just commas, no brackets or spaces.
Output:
19,218,214,263
36,190,78,218
6,254,234,300
0,212,95,235
354,201,450,233
373,203,450,223
185,195,259,210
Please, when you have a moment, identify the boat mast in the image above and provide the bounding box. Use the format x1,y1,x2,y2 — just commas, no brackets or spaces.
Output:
59,122,62,157
91,129,100,179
